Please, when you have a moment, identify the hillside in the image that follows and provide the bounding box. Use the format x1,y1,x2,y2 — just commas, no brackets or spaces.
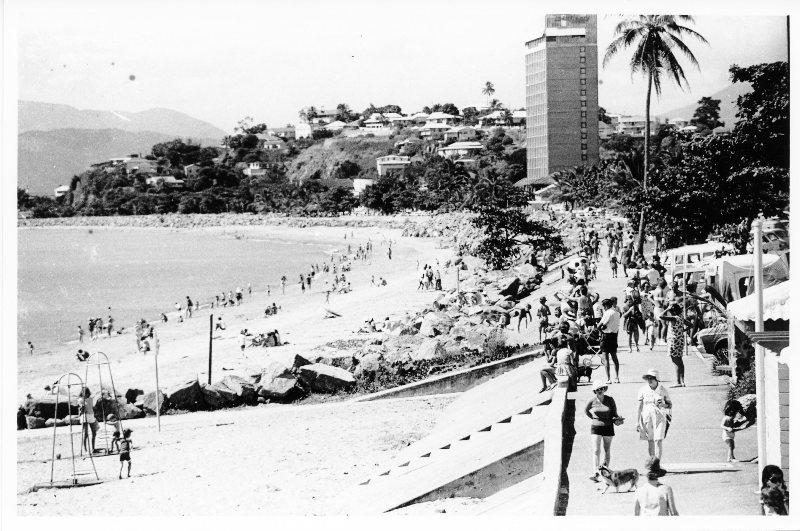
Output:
18,129,218,195
658,82,752,131
18,100,227,139
287,136,398,182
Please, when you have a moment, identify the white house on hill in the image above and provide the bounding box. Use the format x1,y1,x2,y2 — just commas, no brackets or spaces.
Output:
376,155,411,176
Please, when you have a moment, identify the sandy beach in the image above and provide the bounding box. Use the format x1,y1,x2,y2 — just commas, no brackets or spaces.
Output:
16,220,470,515
17,223,453,403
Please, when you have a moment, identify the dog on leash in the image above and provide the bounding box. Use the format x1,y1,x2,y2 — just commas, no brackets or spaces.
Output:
598,464,639,494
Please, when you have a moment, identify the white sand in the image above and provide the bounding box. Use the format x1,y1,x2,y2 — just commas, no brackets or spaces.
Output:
17,223,462,515
17,224,453,402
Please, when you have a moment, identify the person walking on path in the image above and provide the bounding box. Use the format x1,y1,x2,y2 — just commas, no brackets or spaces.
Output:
637,369,672,461
598,299,621,384
721,403,741,462
586,380,623,482
78,325,85,343
634,457,678,516
281,276,286,295
622,296,643,353
536,297,551,343
662,303,688,387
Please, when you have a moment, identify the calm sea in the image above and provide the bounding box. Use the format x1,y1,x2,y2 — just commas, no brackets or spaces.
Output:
18,227,338,354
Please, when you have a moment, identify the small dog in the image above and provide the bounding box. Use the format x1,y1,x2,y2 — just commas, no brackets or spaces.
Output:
598,464,639,494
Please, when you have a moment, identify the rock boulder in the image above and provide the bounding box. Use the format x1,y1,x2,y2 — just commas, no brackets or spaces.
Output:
166,378,205,411
412,339,446,361
419,312,454,337
257,362,301,401
219,375,257,405
26,416,46,429
141,390,168,415
298,363,356,394
200,383,226,410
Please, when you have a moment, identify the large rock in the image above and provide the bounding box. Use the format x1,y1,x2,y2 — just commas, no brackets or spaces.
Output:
166,378,205,411
314,351,356,371
298,363,356,394
25,395,80,419
200,383,226,410
141,390,168,415
354,352,383,378
257,362,301,401
45,418,68,428
384,349,412,366
419,312,454,337
219,375,257,405
736,394,757,421
210,381,238,406
412,339,447,361
117,400,145,420
26,416,46,429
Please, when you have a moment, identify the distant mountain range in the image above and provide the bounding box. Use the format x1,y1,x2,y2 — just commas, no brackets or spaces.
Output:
18,101,226,195
658,82,752,130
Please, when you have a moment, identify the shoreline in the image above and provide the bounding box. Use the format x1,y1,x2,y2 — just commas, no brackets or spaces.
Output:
17,221,455,403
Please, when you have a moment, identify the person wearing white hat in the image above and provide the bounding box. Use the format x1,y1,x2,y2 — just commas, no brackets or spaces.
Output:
585,380,624,482
637,369,673,460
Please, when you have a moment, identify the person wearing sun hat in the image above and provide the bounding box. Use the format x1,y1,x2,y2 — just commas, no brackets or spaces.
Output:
637,369,673,461
585,380,624,482
634,456,678,516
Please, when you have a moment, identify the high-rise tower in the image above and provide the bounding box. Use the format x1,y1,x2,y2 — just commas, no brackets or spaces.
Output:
525,14,599,184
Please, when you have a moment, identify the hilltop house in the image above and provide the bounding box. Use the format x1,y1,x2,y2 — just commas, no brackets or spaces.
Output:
268,127,296,140
376,155,411,176
243,162,268,177
184,164,201,179
409,112,429,125
419,122,451,140
124,158,158,175
425,112,460,125
295,121,315,139
437,141,483,160
54,185,70,198
255,134,287,150
443,126,477,142
323,120,347,132
145,175,185,189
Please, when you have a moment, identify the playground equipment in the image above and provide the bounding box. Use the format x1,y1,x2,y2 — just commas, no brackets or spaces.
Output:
83,352,125,456
32,373,100,490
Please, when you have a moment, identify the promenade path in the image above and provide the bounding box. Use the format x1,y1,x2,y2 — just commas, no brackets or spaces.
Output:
558,248,762,516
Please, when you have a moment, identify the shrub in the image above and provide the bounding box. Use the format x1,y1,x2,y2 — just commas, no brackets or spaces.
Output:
727,366,756,401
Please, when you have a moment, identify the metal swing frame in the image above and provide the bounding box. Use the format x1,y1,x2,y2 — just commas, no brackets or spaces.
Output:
82,351,125,456
40,373,100,488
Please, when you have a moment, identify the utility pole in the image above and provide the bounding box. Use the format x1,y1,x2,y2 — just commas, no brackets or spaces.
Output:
208,314,214,385
153,329,161,433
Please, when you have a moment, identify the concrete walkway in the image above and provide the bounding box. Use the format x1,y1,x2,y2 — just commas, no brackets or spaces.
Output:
560,248,762,516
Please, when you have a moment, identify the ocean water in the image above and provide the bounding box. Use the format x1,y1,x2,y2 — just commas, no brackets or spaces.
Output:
18,227,339,354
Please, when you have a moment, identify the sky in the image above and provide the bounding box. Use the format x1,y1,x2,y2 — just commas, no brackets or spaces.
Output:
10,0,791,134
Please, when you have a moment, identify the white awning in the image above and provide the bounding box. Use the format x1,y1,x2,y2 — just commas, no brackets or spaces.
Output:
726,280,790,321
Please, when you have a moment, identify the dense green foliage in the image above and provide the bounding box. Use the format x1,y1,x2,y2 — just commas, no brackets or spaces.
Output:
691,96,724,132
552,61,789,251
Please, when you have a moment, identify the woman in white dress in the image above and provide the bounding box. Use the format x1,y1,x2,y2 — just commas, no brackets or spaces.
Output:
637,369,672,461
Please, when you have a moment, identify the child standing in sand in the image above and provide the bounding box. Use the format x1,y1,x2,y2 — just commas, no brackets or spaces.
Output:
118,429,133,479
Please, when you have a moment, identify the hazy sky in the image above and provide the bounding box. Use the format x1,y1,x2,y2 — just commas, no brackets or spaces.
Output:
11,0,790,133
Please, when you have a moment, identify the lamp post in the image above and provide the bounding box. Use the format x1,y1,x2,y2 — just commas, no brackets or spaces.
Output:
752,218,766,484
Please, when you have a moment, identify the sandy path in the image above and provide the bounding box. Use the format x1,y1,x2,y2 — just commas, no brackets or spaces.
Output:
17,225,454,402
16,393,458,515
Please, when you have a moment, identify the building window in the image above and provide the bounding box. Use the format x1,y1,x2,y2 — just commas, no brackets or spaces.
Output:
581,89,586,96
581,101,587,107
581,154,588,161
581,111,587,118
581,143,587,150
580,46,586,52
581,79,586,85
580,57,586,63
581,132,587,139
581,122,587,128
580,67,586,74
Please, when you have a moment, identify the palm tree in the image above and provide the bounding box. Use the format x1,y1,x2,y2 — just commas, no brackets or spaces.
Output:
603,15,707,255
482,81,496,107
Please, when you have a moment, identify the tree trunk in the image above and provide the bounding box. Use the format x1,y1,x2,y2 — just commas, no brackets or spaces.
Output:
637,71,652,257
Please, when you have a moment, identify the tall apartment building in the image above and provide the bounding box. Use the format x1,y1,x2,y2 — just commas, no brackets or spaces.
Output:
525,14,599,183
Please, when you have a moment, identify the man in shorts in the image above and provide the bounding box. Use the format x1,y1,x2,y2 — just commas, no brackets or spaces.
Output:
598,299,621,384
